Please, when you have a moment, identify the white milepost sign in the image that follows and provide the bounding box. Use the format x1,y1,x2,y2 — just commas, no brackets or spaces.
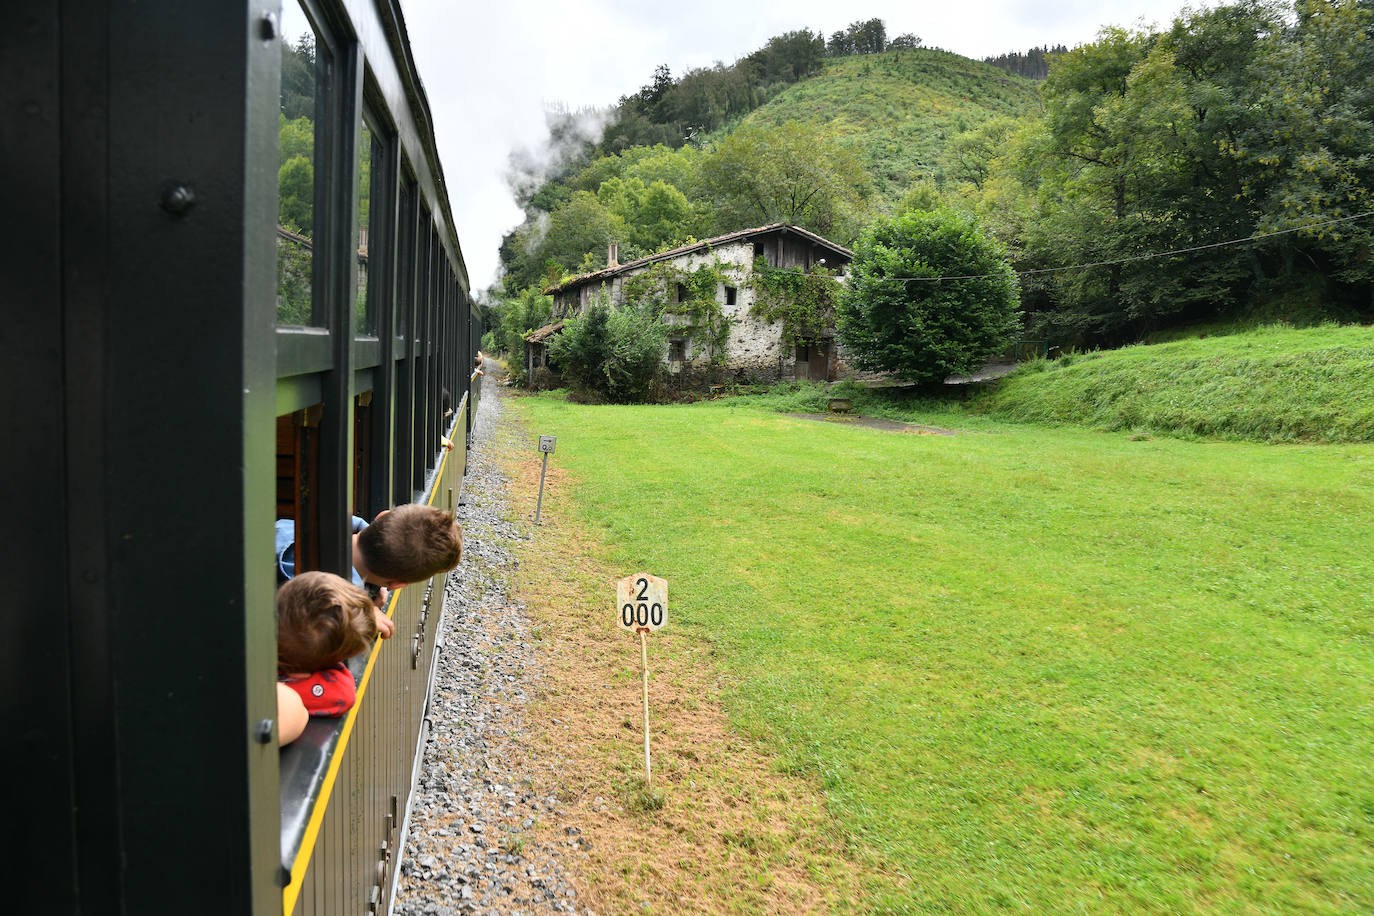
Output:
538,435,556,453
616,572,667,786
616,573,667,632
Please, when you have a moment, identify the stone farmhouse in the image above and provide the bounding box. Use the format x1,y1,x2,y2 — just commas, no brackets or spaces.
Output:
526,224,853,385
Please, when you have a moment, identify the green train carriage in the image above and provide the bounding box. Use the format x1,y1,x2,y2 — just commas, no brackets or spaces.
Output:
10,0,480,911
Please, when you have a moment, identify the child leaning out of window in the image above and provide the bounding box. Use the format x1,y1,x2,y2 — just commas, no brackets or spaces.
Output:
275,571,380,745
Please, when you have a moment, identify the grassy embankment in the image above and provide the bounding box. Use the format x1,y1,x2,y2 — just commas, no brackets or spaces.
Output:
509,325,1374,913
973,324,1374,443
724,324,1374,445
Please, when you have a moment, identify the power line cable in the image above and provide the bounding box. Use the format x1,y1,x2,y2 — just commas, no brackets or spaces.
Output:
849,210,1374,283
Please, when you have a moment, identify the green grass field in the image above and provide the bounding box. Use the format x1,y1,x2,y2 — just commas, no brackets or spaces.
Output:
514,391,1374,914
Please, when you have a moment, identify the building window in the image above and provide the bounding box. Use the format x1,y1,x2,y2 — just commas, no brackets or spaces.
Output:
669,339,687,362
724,285,737,306
675,282,689,304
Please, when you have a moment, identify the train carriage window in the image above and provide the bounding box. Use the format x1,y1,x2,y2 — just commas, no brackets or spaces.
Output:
396,171,416,341
354,118,380,336
276,5,323,327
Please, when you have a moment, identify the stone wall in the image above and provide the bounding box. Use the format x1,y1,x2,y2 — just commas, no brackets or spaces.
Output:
666,242,792,381
555,239,857,385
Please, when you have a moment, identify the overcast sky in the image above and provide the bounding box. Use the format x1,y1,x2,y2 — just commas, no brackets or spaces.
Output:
293,1,1205,290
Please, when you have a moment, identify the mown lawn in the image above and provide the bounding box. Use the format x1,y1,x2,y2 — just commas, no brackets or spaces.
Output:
513,393,1374,914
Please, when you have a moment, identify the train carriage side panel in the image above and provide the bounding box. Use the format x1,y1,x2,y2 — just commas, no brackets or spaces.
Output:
11,1,285,911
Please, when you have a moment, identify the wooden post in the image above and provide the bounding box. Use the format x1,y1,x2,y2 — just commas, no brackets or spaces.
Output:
534,450,549,524
640,628,652,786
617,572,665,787
535,435,556,524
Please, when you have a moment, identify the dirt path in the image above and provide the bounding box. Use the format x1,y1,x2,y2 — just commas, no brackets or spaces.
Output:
789,413,959,435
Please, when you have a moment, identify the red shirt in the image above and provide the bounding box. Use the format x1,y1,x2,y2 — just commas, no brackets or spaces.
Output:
281,664,357,717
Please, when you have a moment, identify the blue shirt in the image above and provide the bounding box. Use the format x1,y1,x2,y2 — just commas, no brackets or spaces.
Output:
276,516,368,586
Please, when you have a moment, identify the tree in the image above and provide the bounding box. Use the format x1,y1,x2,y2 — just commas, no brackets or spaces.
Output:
493,285,552,357
1019,27,1238,340
1230,0,1374,292
745,29,827,84
538,191,627,276
983,45,1067,79
699,121,868,237
895,179,945,215
827,19,887,56
278,114,315,234
549,302,611,393
849,19,888,55
280,35,315,120
838,209,1020,386
942,116,1021,189
623,64,674,122
278,113,313,166
633,180,695,252
594,176,694,254
547,300,667,402
278,155,314,234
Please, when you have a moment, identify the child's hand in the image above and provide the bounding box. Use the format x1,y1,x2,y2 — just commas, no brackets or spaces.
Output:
373,607,395,639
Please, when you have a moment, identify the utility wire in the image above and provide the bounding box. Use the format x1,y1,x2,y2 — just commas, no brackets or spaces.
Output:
850,210,1374,283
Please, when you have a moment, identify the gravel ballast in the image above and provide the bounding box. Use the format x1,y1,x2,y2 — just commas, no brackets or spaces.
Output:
393,372,593,916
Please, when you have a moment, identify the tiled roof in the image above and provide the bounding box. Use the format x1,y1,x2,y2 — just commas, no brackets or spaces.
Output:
523,320,565,343
542,223,853,295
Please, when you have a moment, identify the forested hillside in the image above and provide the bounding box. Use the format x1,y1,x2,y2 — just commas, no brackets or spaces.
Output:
494,23,1040,303
737,48,1040,198
488,1,1373,359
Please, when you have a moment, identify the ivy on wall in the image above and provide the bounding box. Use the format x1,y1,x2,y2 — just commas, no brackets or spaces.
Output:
621,259,736,362
746,256,842,347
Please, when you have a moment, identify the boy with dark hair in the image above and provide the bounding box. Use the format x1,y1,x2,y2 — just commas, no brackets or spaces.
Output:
354,504,463,585
276,571,379,745
274,504,462,638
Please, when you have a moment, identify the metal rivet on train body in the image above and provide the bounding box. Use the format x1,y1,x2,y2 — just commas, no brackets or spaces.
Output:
160,183,196,216
254,718,274,743
259,12,278,41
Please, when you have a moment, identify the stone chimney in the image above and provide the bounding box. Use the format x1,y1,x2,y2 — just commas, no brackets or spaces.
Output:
607,240,619,269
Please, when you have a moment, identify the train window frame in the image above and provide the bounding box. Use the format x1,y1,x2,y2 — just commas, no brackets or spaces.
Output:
391,164,419,504
276,0,348,378
401,202,436,497
351,95,386,353
353,84,396,369
276,2,325,330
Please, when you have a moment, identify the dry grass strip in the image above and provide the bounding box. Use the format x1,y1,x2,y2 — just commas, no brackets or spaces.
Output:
496,435,859,915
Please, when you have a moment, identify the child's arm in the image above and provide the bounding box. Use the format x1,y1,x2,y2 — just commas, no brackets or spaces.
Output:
277,682,309,745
